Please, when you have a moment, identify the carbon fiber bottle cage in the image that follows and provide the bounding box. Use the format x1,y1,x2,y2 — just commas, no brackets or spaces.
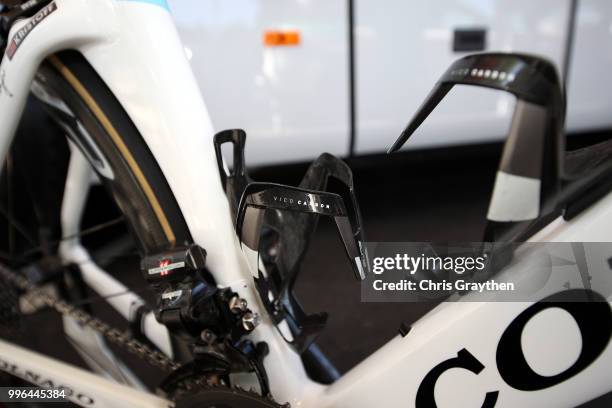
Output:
214,129,252,218
237,182,367,280
388,53,568,241
214,130,369,352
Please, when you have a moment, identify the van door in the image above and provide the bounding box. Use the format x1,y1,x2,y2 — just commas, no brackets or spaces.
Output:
354,0,571,154
169,0,351,166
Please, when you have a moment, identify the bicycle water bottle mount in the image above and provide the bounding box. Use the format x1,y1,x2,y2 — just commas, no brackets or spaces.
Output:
388,53,565,241
214,129,369,353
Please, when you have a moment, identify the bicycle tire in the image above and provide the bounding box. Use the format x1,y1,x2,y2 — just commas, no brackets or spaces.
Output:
34,50,192,254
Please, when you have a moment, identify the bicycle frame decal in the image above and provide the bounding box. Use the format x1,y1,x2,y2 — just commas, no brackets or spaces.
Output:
5,2,58,60
0,356,96,405
416,289,612,407
0,338,169,407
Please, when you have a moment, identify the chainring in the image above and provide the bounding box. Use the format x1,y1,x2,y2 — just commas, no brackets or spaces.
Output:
174,385,286,408
160,362,286,408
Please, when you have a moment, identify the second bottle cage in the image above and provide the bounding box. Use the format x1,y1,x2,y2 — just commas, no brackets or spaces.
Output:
389,52,567,242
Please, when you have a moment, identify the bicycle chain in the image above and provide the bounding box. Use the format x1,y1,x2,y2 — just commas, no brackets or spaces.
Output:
0,263,287,406
0,264,196,387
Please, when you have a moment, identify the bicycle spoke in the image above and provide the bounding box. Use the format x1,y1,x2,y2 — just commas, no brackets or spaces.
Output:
0,202,38,249
18,215,126,259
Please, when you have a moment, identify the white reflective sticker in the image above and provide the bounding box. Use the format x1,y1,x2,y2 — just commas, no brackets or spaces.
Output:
148,261,185,275
487,171,540,222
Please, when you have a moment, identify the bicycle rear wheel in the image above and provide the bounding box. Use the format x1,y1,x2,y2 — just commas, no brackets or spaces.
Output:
34,50,192,253
0,49,194,389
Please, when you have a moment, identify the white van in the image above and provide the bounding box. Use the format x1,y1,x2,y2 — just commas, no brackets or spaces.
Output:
169,0,612,165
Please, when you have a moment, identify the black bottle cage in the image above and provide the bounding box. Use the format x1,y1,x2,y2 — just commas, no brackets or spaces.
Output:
388,53,566,241
235,182,367,353
214,129,252,219
214,130,369,352
237,182,367,280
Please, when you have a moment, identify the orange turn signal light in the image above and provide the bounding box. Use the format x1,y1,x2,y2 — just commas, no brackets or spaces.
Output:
263,30,301,47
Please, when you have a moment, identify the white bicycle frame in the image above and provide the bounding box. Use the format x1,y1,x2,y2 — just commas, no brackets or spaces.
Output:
0,1,611,407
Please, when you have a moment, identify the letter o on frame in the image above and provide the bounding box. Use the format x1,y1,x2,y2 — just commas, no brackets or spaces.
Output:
496,289,612,391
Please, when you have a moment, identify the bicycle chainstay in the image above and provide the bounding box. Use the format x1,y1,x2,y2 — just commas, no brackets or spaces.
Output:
0,263,285,407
